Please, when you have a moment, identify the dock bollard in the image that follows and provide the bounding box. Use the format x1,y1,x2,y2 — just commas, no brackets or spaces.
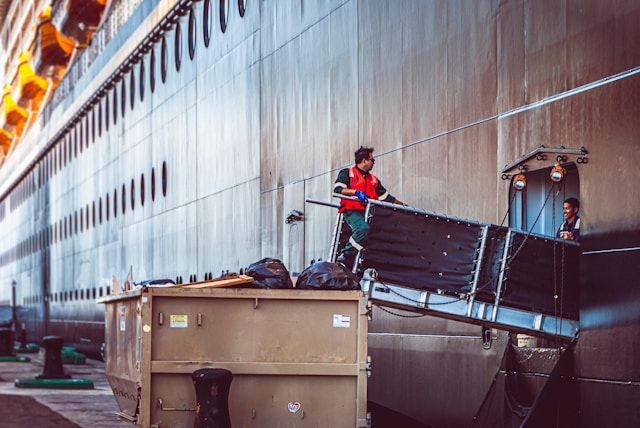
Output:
192,368,233,428
36,336,71,379
0,326,13,356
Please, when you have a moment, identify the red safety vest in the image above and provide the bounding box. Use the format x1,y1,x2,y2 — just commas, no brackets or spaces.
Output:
339,166,379,212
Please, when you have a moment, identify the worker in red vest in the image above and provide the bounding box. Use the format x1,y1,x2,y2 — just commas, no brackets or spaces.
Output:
333,146,403,268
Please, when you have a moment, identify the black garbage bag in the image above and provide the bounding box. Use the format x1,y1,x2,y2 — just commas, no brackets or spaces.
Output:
243,258,293,289
296,261,361,291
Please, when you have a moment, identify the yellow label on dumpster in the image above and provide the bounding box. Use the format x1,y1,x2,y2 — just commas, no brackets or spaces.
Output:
170,314,188,328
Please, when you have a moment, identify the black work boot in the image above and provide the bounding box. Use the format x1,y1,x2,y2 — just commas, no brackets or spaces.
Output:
336,250,356,269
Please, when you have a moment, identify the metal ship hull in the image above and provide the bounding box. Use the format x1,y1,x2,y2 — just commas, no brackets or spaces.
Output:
0,0,639,426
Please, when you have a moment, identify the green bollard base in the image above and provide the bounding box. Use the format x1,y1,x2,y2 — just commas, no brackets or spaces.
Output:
15,378,94,389
0,355,31,362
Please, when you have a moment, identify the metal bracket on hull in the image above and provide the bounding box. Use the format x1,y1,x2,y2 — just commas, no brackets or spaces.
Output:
501,145,589,175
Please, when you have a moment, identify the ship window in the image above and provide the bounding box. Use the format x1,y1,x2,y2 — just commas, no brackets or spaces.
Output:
86,205,89,230
121,79,126,117
509,164,580,237
130,69,135,110
81,289,84,300
113,86,118,125
188,7,196,60
238,0,246,17
161,36,168,83
105,93,110,131
139,58,145,102
122,183,126,214
80,208,83,232
91,108,96,143
75,125,79,157
85,115,89,149
92,201,96,228
98,99,103,136
131,179,135,210
151,167,156,201
162,161,168,197
63,136,67,167
64,217,67,239
150,48,156,93
140,174,145,206
92,288,96,299
99,197,103,224
175,21,182,71
75,211,78,235
114,189,118,218
106,194,110,222
75,290,78,300
220,0,229,33
99,288,103,297
203,0,212,47
77,123,82,154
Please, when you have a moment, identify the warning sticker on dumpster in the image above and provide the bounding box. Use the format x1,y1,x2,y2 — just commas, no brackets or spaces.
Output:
170,314,188,328
120,307,126,331
333,314,350,328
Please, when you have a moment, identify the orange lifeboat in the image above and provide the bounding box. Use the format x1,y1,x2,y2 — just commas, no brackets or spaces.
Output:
32,5,76,81
2,85,29,137
17,51,49,111
0,128,14,156
52,0,107,46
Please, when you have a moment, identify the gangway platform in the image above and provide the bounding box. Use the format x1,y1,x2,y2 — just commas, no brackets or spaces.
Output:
327,198,580,340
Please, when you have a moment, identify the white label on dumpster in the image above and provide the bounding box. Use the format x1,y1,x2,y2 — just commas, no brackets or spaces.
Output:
120,307,126,331
170,314,188,328
333,314,350,328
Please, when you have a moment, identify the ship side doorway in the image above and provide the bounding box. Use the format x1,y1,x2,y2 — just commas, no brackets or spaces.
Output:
509,163,580,237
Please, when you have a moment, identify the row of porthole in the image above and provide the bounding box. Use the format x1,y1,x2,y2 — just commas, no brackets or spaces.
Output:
5,0,248,214
23,286,111,306
0,163,168,268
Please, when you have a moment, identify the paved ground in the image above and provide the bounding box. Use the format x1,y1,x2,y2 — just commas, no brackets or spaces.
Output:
0,350,131,428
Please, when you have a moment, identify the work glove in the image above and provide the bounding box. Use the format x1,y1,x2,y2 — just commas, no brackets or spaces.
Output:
355,190,368,203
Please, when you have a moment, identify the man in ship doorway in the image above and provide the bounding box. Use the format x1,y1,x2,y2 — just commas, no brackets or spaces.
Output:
556,197,580,242
334,146,403,268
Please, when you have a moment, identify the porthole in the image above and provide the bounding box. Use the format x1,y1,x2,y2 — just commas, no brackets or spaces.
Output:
161,36,168,83
121,78,126,117
130,68,135,110
162,161,168,197
122,183,126,215
140,173,145,206
114,188,118,218
150,48,156,93
99,197,103,224
203,0,212,47
106,194,110,221
220,0,229,33
238,0,246,17
113,86,118,125
139,58,145,102
175,22,182,71
151,167,156,201
131,178,135,210
188,7,196,60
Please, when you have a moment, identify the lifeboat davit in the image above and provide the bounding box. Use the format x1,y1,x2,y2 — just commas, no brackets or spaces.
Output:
17,51,49,111
52,0,107,46
32,5,76,81
2,85,29,138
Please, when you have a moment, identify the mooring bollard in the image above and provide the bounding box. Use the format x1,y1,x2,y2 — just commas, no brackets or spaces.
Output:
36,335,71,379
192,368,233,428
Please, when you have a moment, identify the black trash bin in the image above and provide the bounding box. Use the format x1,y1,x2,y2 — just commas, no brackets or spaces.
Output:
192,368,233,428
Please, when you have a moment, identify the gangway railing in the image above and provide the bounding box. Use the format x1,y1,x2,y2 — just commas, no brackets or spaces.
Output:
309,196,580,340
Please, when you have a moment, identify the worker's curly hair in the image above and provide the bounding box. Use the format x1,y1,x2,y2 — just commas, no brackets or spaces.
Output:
354,146,374,164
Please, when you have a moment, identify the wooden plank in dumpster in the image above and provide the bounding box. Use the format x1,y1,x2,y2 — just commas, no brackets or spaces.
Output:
99,286,369,427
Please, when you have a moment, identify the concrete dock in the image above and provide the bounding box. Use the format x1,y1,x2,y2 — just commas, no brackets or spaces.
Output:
0,350,130,428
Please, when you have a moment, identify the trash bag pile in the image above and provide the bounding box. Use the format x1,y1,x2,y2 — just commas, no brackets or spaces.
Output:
296,261,360,291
